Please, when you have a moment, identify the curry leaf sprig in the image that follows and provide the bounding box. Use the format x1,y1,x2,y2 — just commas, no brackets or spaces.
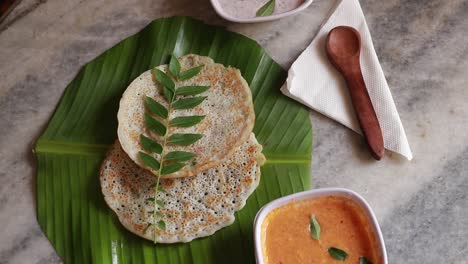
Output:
139,54,208,243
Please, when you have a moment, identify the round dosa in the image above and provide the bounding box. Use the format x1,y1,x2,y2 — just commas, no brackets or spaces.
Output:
100,133,265,243
117,54,255,178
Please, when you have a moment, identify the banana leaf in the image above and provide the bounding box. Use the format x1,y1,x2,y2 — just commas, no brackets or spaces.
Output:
35,16,312,264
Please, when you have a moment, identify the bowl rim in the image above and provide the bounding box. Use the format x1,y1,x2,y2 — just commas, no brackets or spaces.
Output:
210,0,314,23
253,187,388,264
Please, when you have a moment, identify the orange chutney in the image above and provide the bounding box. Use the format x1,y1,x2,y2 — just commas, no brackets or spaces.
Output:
261,196,380,264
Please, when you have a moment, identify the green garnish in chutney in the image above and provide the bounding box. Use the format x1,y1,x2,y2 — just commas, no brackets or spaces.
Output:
328,247,348,261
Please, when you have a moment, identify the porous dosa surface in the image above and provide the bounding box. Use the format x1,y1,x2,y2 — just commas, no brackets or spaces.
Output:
117,54,255,178
100,133,265,243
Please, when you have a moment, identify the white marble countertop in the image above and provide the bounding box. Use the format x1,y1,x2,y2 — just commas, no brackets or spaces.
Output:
0,0,467,263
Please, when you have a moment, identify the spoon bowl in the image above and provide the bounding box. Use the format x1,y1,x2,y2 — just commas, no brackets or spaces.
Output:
326,26,362,75
327,26,361,58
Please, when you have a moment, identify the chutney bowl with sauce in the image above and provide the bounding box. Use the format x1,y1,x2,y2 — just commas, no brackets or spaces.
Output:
210,0,314,23
254,188,388,264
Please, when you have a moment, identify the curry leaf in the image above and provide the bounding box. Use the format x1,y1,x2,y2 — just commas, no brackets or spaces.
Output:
165,151,196,162
157,186,167,193
168,133,203,146
139,152,160,170
359,257,372,264
161,162,186,175
157,220,166,230
328,247,348,261
155,211,163,218
143,223,152,233
144,113,166,136
179,65,204,80
145,96,168,119
140,135,162,154
163,87,175,103
309,214,321,240
172,96,207,110
146,197,155,202
256,0,275,17
176,85,210,96
169,55,181,79
170,115,205,127
152,68,175,92
156,200,165,208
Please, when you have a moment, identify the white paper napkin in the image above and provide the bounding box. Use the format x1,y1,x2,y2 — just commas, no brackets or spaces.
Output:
282,0,413,160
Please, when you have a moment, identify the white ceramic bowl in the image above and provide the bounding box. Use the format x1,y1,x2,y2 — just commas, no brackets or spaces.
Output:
210,0,314,23
253,188,388,264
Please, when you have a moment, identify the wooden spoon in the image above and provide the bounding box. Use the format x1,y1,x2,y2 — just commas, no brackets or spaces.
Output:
325,26,384,160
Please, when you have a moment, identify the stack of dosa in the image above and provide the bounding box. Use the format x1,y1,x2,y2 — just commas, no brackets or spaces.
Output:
100,54,264,243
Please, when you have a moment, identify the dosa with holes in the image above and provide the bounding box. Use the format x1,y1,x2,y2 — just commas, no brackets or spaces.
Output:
100,133,265,243
117,54,255,179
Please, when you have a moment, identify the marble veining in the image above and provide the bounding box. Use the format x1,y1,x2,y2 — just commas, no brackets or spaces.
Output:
382,147,468,263
0,0,467,263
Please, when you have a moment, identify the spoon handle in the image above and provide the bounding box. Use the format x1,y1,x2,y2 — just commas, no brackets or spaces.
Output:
345,69,385,160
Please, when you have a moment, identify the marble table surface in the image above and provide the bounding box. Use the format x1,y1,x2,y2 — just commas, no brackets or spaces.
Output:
0,0,467,263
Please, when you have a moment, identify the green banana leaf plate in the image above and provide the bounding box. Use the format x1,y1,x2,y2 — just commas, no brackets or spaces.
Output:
35,16,312,263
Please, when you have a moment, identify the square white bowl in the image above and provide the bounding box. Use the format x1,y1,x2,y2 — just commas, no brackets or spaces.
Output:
210,0,314,23
253,187,388,264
